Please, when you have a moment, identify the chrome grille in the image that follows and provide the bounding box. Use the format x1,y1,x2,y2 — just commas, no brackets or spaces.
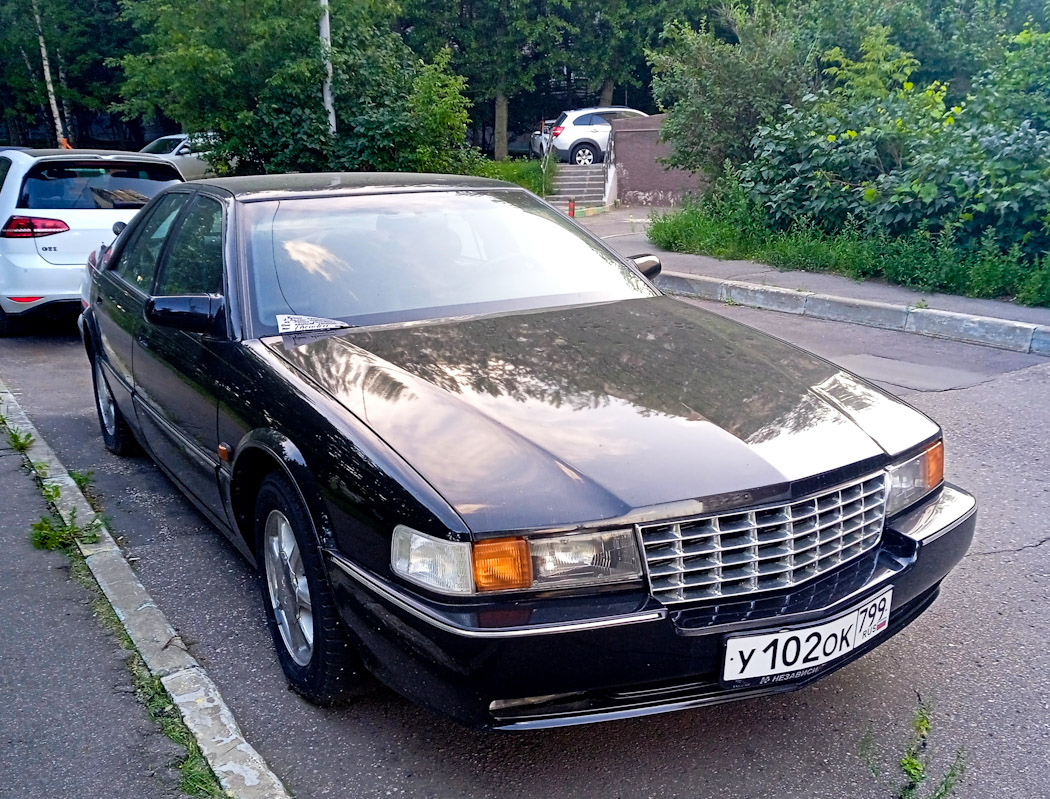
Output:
639,473,887,604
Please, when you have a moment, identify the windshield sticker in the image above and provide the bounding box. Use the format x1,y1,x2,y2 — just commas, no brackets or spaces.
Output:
276,314,349,334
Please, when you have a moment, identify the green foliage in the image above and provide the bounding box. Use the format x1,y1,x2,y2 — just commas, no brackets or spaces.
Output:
467,157,548,195
7,427,33,453
968,27,1050,132
650,5,814,175
30,507,99,550
742,25,1050,263
649,171,1050,305
824,26,919,101
69,468,94,492
117,0,473,175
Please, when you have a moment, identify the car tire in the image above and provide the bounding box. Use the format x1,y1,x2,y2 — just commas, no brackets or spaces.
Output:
571,144,598,165
0,308,17,337
255,471,365,704
91,356,139,455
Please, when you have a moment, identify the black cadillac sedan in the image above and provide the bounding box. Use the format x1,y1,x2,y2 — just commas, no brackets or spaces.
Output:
81,174,976,729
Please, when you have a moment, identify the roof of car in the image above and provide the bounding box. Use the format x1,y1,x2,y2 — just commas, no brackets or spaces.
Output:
194,172,516,199
567,106,648,116
3,148,173,162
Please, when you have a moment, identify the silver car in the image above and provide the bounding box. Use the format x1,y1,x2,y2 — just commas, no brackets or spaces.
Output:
549,106,648,165
140,133,215,180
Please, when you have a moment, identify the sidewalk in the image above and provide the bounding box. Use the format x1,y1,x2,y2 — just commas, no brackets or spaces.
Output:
0,433,188,798
578,207,1050,354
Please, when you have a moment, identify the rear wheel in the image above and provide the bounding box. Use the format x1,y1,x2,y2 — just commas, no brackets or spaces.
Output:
92,357,138,455
256,472,365,704
571,144,597,165
0,308,16,337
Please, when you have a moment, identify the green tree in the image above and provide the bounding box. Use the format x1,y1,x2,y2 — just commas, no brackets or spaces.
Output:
650,2,815,175
117,0,472,174
0,0,131,145
401,0,567,160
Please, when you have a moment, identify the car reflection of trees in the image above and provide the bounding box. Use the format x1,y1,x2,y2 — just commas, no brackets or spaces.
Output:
279,295,842,445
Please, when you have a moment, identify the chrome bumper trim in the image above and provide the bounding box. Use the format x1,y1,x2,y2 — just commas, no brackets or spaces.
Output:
893,485,976,545
326,551,666,638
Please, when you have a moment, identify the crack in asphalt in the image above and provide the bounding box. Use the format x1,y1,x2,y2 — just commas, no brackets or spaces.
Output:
969,534,1050,557
871,375,998,394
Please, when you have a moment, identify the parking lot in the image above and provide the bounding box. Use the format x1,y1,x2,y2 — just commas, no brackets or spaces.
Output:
0,295,1047,799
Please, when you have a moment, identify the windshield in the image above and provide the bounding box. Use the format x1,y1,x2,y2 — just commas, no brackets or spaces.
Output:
18,161,182,209
243,190,656,335
141,137,183,154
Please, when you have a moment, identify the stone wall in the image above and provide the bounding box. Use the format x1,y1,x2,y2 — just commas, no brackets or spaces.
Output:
606,114,706,207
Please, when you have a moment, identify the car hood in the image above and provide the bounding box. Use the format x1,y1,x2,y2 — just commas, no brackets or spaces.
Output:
267,297,939,533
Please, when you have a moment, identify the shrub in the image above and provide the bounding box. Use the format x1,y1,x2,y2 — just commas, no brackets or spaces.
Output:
649,4,814,175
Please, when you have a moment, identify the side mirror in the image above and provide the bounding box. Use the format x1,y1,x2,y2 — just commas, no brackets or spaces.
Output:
176,144,191,155
112,221,127,236
630,254,662,279
145,294,224,335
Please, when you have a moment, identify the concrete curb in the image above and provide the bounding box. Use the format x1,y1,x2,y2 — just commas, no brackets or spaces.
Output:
655,271,1050,356
0,382,292,799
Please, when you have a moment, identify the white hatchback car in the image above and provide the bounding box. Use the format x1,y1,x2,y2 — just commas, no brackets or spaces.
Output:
0,149,182,335
549,106,648,165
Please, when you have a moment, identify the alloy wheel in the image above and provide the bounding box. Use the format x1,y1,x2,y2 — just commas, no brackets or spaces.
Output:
94,360,117,437
263,509,314,666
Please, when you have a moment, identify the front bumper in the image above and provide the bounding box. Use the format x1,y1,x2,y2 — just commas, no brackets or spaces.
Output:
327,485,975,729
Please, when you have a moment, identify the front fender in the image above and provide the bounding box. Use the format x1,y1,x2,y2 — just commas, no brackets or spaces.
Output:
231,429,336,553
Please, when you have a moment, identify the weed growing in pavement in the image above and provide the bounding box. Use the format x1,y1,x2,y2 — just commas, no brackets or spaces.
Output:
30,507,101,550
68,468,103,512
30,461,49,479
41,482,61,505
69,468,94,492
7,426,33,453
862,694,967,799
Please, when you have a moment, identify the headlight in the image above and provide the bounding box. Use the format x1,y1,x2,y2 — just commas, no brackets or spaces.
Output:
885,441,944,516
391,526,642,595
391,525,474,594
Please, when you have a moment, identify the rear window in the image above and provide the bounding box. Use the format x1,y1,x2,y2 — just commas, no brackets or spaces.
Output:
554,112,568,126
0,157,11,192
141,137,184,155
18,161,182,210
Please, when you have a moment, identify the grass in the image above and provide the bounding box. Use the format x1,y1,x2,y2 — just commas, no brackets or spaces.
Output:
649,202,1050,307
469,156,557,196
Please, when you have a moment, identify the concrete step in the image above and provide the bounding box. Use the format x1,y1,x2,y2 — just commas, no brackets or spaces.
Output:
550,178,609,187
547,195,604,204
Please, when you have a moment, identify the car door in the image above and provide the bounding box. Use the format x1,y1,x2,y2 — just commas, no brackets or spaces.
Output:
132,193,230,521
590,114,612,152
92,191,192,422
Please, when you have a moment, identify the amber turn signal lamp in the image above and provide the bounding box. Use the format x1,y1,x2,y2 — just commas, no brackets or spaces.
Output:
926,440,944,486
473,537,532,592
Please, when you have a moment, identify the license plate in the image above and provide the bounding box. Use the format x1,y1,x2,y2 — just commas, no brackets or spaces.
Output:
722,587,893,688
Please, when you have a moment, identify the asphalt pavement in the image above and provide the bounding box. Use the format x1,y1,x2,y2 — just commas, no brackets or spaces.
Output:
0,228,1048,798
0,398,188,798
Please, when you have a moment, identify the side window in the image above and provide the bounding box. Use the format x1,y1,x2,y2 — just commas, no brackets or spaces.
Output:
155,196,224,296
591,114,610,126
0,157,11,192
114,193,188,291
574,114,593,126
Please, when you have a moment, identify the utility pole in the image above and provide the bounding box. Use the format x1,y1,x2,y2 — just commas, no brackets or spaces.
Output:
319,0,336,135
